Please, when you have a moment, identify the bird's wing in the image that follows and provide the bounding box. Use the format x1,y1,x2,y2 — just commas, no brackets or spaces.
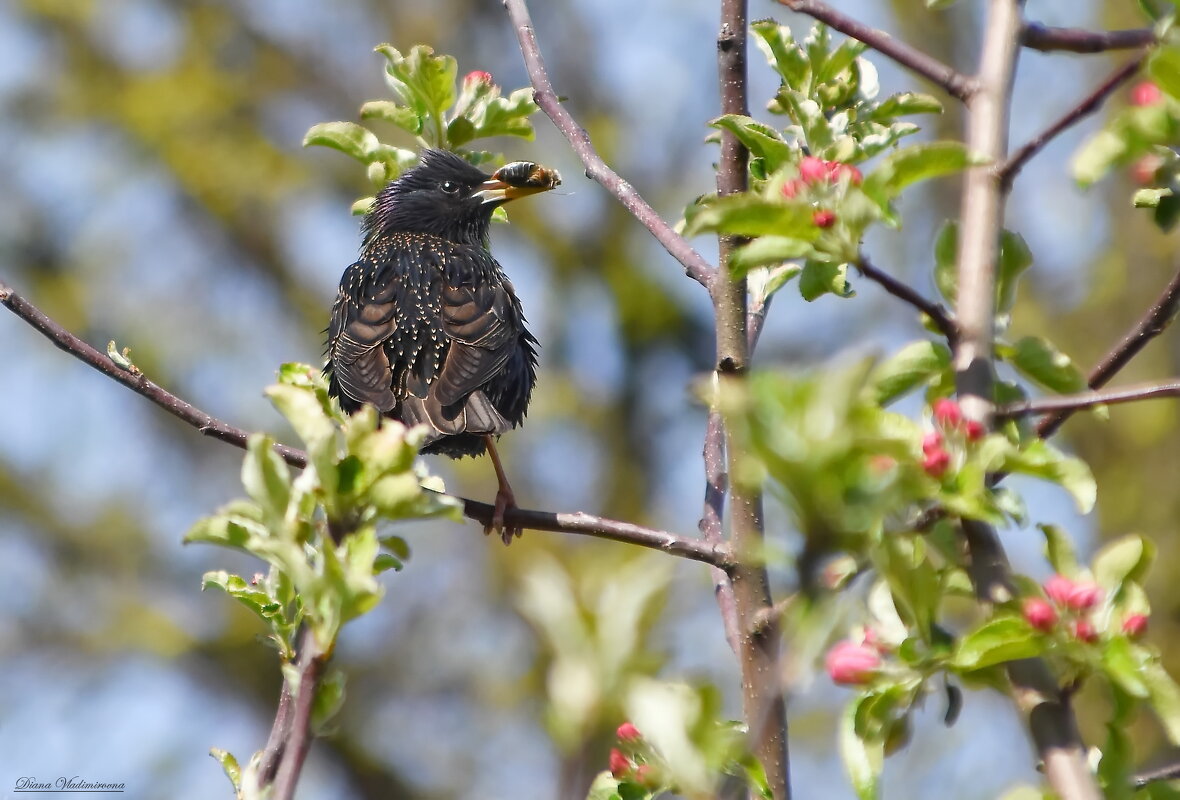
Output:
327,260,400,412
431,272,520,407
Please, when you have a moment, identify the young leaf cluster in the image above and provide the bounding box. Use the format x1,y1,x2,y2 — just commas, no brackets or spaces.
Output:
685,22,975,303
303,44,540,214
185,364,460,794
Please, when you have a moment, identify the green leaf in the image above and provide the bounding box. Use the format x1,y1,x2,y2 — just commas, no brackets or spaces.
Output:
202,570,283,622
359,100,423,134
867,92,943,120
932,222,1031,315
1004,336,1087,394
1039,524,1081,577
1149,47,1180,100
799,260,852,301
302,121,379,162
684,195,823,239
1001,440,1096,514
864,142,983,203
311,668,347,734
710,115,796,171
868,340,951,406
751,20,808,91
840,697,883,800
242,434,292,524
1093,535,1156,592
932,220,958,304
466,88,539,141
209,748,241,794
996,230,1033,315
1103,637,1151,698
1143,660,1180,745
730,237,813,275
376,44,458,129
950,616,1043,671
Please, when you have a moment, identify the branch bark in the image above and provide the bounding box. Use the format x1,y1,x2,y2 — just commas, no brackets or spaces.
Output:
998,378,1180,418
953,1,1100,797
1001,54,1146,190
501,0,717,289
774,0,977,103
1021,23,1155,54
0,279,732,570
715,2,790,797
856,255,957,344
701,411,741,656
1037,261,1180,438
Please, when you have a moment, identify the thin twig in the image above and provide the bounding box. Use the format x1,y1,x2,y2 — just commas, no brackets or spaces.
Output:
998,379,1180,419
857,256,957,344
954,0,1102,796
701,411,741,656
1021,23,1155,54
775,0,977,104
714,1,790,796
1001,54,1146,190
500,0,717,290
1037,261,1180,438
1134,759,1180,788
0,279,732,570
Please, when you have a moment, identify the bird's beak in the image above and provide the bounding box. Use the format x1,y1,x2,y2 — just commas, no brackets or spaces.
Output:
475,162,562,205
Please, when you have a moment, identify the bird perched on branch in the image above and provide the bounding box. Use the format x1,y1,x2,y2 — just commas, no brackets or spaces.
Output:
326,149,560,542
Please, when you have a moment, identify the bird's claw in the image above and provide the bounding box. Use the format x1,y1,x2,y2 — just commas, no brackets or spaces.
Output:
484,485,522,545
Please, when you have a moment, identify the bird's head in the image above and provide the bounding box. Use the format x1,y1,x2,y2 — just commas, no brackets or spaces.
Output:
363,149,560,248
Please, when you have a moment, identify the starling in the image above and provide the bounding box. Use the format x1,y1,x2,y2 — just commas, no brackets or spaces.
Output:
325,149,560,542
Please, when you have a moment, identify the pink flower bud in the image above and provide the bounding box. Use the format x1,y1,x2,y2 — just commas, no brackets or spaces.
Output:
1023,597,1058,631
1072,619,1098,643
1131,155,1161,185
464,70,493,86
781,179,803,199
1065,581,1103,611
921,431,943,455
812,209,836,228
1043,575,1075,606
922,448,951,477
635,765,656,787
616,722,641,742
1131,81,1163,107
609,748,632,778
825,640,881,685
964,420,985,441
799,156,828,185
830,161,863,185
932,398,962,428
1122,613,1149,638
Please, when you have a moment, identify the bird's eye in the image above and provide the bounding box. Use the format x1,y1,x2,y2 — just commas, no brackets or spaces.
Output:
440,180,460,195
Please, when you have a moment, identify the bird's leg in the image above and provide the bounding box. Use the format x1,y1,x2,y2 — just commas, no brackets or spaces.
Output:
484,435,522,544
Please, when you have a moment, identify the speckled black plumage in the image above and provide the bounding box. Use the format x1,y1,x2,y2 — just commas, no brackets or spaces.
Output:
325,150,538,458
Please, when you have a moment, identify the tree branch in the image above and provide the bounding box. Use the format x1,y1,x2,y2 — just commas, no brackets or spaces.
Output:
715,1,790,796
774,0,977,104
856,255,958,344
1021,23,1155,54
998,379,1180,419
1037,260,1180,438
0,278,732,570
270,637,328,800
1001,54,1146,190
500,0,717,289
701,411,741,656
1134,759,1180,788
953,1,1101,796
